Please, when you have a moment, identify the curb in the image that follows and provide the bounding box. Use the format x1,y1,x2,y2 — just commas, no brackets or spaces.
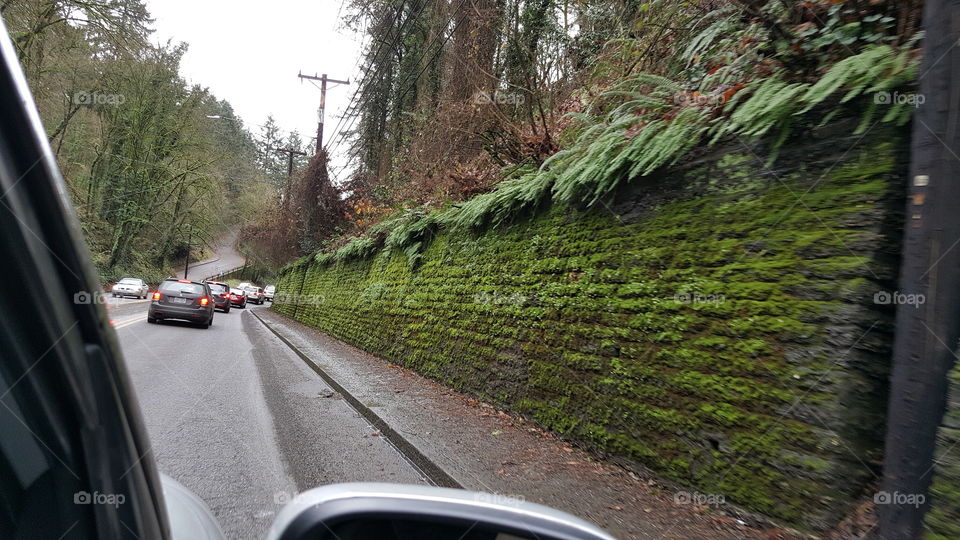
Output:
250,309,463,490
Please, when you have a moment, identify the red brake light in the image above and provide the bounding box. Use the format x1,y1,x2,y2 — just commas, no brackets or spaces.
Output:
177,279,191,283
152,292,161,300
200,297,209,306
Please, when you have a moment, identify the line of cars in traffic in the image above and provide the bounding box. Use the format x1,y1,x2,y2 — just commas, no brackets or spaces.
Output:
109,276,274,328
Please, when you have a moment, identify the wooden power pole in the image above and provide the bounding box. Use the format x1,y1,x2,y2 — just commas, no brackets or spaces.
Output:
270,146,308,209
297,72,349,153
270,146,308,178
880,0,960,537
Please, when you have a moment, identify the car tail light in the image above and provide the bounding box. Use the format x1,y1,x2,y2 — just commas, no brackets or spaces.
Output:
152,292,161,300
177,279,191,283
200,297,209,306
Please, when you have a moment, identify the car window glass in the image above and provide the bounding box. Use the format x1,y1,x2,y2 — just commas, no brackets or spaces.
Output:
0,340,91,537
158,282,204,295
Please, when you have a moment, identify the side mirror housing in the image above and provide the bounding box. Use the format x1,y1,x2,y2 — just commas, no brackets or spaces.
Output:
268,483,614,540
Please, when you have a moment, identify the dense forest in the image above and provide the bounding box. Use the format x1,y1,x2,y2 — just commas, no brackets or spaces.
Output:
2,0,312,282
2,1,926,281
241,0,923,271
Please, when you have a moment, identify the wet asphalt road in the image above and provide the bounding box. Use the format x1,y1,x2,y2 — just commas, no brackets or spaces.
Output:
107,298,427,539
177,229,247,280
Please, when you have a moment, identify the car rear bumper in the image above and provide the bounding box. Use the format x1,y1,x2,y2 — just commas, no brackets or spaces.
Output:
148,303,212,322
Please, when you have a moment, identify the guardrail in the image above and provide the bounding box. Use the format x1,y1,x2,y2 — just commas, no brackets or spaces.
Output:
203,265,246,281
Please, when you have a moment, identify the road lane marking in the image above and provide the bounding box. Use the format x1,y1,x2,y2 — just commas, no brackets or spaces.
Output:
112,315,144,329
104,297,151,305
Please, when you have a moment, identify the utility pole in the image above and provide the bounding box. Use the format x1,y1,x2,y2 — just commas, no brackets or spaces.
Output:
270,146,308,178
297,72,349,153
879,0,960,537
270,146,308,209
183,225,192,280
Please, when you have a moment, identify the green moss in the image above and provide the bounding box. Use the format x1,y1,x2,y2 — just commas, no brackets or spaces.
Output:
926,363,960,537
271,133,901,531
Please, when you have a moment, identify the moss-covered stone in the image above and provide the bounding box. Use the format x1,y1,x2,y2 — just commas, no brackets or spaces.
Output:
926,364,960,538
273,132,904,531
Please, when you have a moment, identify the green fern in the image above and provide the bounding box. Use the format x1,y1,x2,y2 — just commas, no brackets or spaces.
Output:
681,7,739,67
296,44,918,270
445,172,554,231
801,45,912,110
333,236,379,263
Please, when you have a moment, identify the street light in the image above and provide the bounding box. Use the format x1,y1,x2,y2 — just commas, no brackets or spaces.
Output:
206,115,240,122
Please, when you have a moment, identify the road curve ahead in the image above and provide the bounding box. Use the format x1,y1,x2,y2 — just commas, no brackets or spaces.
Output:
179,229,247,281
112,301,427,539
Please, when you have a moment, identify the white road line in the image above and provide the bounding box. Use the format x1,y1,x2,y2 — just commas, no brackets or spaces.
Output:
113,315,144,329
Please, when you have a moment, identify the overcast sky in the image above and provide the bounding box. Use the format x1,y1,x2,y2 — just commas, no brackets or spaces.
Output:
145,0,363,178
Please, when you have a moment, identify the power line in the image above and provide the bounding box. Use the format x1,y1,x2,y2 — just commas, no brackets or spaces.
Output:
326,0,472,163
325,1,420,151
325,0,462,156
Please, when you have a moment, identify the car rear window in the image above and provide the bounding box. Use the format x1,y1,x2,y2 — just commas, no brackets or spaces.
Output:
208,283,228,294
159,281,205,295
119,278,139,284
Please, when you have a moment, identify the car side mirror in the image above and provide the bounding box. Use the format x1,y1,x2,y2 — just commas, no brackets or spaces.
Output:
267,483,614,540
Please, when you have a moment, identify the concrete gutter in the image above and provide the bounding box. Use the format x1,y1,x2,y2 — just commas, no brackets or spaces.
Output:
250,310,463,489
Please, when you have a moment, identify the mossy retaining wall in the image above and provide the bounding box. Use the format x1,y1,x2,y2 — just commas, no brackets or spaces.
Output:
273,128,906,530
926,364,960,538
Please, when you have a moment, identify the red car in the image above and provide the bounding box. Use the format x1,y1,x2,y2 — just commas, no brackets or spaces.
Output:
203,281,232,313
228,287,247,308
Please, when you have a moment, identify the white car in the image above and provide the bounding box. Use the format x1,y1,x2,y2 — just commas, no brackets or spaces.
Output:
112,277,149,299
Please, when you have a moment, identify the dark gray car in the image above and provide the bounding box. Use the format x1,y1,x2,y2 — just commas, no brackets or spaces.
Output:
147,279,215,328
